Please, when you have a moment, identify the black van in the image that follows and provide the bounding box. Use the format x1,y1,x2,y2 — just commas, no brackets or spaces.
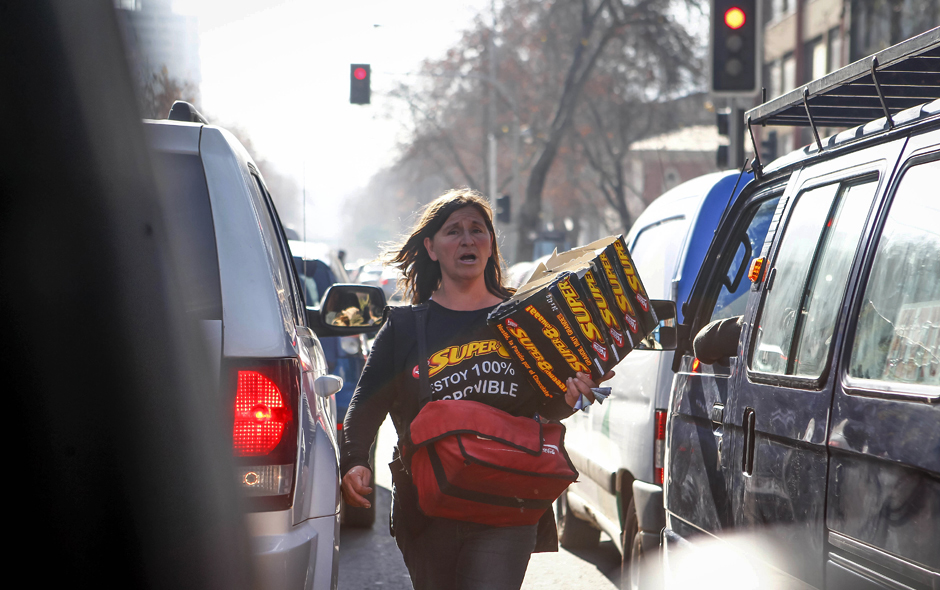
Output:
663,29,940,590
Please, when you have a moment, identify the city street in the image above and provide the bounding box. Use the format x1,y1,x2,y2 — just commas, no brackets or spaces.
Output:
339,417,622,590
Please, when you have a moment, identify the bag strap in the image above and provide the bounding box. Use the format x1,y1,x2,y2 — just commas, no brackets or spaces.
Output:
413,303,431,409
399,303,429,466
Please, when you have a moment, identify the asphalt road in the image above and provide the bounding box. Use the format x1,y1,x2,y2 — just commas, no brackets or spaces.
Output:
338,417,622,590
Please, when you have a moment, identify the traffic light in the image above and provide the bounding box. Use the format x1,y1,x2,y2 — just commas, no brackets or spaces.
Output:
711,0,759,94
350,64,370,105
496,195,511,224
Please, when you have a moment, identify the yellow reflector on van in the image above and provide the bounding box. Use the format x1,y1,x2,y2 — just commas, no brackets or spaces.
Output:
748,257,765,283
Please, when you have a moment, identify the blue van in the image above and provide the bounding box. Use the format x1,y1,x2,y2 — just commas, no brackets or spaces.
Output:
558,168,751,589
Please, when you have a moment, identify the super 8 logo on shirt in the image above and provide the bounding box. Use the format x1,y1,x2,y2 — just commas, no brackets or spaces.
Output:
412,339,511,378
412,339,521,400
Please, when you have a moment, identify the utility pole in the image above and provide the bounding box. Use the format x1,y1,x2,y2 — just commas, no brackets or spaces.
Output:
488,0,498,222
728,97,745,170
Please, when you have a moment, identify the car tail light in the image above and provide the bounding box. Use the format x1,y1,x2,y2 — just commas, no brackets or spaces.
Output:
654,409,667,485
229,359,299,510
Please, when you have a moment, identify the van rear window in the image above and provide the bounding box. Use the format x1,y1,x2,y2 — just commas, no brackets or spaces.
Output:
151,152,223,320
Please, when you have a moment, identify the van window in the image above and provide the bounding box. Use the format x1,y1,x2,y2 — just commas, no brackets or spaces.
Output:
849,160,940,388
709,197,780,323
630,217,686,299
751,178,878,377
791,181,878,376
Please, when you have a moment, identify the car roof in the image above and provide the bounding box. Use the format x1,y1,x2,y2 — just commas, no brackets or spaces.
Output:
628,171,737,236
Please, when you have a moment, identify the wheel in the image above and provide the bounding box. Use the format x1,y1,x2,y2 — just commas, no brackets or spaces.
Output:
341,444,376,528
619,498,639,589
556,491,600,549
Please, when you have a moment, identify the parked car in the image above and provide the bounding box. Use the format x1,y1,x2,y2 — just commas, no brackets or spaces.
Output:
664,31,939,590
288,241,375,527
556,169,752,589
145,105,383,589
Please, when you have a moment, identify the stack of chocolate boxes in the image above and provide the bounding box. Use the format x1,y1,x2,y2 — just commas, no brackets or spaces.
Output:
487,236,658,399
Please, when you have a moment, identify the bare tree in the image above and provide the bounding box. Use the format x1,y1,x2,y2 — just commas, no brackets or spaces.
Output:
136,65,198,120
382,0,706,261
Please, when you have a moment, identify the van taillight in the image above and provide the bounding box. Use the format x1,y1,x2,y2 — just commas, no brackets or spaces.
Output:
230,360,299,509
654,409,667,485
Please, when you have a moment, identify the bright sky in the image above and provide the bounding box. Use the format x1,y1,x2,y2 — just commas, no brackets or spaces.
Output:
173,0,491,246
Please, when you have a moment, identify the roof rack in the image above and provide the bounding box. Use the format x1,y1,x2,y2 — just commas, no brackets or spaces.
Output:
745,27,940,175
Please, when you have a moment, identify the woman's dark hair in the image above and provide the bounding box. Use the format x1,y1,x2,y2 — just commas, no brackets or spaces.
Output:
389,188,514,304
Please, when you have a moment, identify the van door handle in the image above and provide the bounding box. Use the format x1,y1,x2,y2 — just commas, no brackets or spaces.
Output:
710,403,724,428
742,407,756,475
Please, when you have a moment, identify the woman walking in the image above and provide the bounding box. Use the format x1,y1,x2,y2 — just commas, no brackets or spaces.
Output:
340,188,611,590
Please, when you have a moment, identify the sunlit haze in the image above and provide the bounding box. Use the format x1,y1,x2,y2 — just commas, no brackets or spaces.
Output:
174,0,492,246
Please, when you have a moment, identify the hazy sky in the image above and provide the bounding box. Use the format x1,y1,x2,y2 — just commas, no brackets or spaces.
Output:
172,0,492,246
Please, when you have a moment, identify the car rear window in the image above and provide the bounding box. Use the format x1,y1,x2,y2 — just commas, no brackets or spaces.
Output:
151,152,222,320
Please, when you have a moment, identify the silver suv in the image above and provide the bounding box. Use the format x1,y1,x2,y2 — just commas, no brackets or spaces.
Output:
144,103,382,590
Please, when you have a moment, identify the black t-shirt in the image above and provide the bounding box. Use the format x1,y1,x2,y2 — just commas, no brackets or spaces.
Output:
340,300,574,475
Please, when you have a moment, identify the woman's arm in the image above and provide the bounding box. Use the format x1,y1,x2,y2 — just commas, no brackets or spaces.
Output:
340,315,400,476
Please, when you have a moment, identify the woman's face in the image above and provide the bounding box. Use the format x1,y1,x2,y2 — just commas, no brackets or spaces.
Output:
424,206,493,285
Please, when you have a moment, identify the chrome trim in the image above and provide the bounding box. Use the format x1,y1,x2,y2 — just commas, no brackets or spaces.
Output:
829,553,918,590
843,379,940,405
829,531,940,587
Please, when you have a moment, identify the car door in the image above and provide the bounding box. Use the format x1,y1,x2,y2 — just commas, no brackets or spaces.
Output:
249,169,340,524
665,182,784,540
826,138,940,590
727,137,908,589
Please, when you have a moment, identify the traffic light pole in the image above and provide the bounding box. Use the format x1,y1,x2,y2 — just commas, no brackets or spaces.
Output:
728,98,746,170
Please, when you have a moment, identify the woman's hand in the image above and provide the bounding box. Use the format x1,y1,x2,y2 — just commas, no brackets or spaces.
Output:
564,370,615,409
341,465,373,508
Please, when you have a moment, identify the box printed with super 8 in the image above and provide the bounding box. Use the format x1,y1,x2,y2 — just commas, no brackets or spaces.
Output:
488,236,658,398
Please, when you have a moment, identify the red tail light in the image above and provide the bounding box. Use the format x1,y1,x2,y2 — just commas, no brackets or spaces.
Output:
229,359,299,510
654,409,667,485
234,370,293,456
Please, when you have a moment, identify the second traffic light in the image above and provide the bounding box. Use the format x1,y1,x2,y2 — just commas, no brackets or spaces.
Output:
350,64,371,105
710,0,758,94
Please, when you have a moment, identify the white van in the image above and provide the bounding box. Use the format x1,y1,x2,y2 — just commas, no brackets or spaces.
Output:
557,169,751,589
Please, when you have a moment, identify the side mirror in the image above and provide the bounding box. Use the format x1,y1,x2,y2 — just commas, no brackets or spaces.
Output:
314,375,343,398
308,284,387,337
633,299,678,351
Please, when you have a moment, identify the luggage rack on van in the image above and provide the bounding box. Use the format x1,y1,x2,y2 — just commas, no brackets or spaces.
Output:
746,27,940,175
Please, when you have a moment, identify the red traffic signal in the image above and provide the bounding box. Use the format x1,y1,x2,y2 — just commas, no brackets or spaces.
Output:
710,0,758,94
724,7,745,29
350,64,371,105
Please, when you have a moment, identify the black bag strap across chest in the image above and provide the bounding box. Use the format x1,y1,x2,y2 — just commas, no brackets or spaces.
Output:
387,303,430,457
413,303,432,408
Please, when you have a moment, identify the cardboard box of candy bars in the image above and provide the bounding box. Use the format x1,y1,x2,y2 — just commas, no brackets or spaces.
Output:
487,236,658,399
